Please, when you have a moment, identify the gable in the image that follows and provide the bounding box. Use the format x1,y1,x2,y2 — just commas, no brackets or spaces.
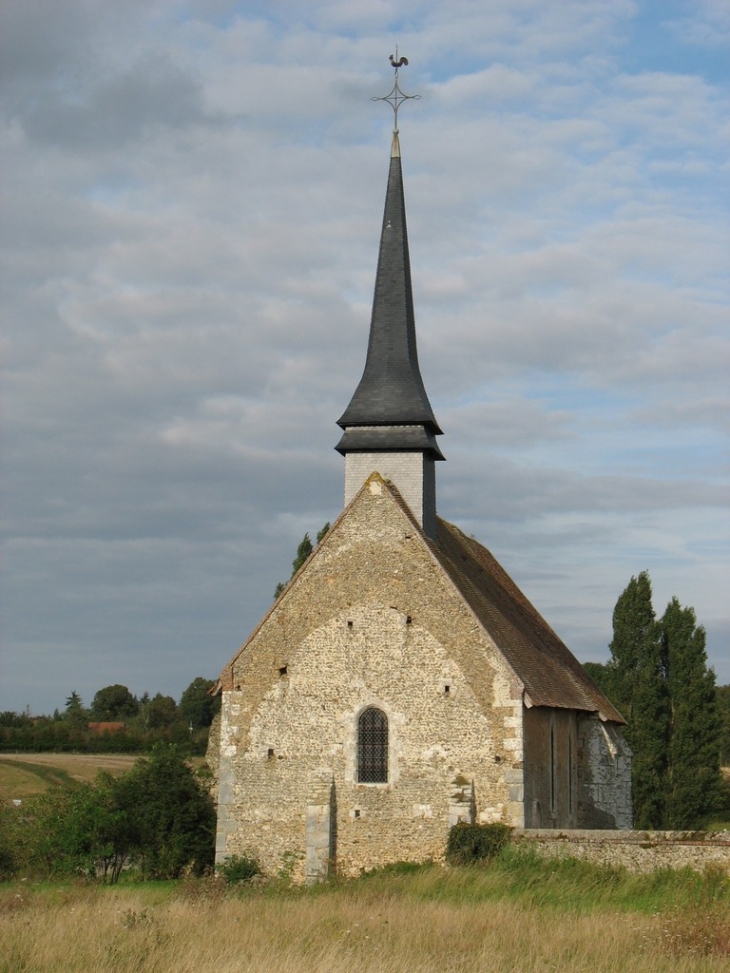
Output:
216,474,519,746
216,472,624,743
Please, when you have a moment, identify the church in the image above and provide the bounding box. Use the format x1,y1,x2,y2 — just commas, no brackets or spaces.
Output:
207,66,632,883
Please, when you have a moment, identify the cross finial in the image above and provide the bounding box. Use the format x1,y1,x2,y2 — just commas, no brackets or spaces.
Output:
371,48,421,133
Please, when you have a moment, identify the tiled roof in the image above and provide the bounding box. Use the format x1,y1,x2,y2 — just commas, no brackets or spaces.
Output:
432,518,625,722
335,423,444,458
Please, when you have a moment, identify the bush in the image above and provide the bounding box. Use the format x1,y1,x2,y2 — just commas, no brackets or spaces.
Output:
4,745,215,882
0,809,19,881
446,822,512,865
219,853,261,884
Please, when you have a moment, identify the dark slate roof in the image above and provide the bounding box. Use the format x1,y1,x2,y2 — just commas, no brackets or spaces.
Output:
335,423,444,458
431,517,626,722
337,141,443,443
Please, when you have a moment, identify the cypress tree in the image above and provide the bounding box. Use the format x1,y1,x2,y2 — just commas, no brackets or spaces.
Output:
273,523,330,600
661,597,723,828
608,572,669,828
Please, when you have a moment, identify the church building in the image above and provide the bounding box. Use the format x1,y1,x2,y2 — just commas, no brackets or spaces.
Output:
207,66,631,883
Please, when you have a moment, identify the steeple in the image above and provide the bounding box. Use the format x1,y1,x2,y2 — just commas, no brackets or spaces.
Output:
336,58,443,539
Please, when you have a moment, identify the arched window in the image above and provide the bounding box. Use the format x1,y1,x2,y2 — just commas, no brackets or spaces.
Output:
357,707,388,783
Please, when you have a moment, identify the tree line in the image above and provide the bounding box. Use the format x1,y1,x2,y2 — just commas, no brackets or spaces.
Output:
0,677,220,756
585,571,728,830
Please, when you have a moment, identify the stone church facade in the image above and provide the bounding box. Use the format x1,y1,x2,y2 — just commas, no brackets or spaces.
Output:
207,90,631,882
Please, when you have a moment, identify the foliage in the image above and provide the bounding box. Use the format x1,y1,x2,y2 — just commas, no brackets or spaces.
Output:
3,745,215,882
219,853,262,884
179,677,219,730
144,693,178,729
582,662,614,700
662,597,723,828
716,684,730,766
273,522,331,600
113,744,216,879
609,571,669,828
0,675,221,755
64,691,89,731
0,807,20,880
445,823,512,865
606,572,722,829
90,684,139,721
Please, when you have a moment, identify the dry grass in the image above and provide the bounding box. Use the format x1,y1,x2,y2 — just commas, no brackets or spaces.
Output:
1,877,728,973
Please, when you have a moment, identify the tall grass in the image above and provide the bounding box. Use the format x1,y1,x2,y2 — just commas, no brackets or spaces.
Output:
1,854,728,973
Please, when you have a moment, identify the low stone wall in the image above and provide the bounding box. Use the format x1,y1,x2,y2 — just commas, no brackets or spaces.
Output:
512,829,730,874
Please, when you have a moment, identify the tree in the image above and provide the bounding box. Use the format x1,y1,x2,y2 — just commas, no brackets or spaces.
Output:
717,685,730,766
114,744,215,878
179,677,218,730
661,597,723,828
90,684,139,721
146,693,178,729
608,571,669,828
582,661,615,701
64,690,89,732
606,572,722,829
273,522,330,599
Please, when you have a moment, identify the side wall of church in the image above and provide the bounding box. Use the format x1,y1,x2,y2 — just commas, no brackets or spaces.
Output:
522,707,578,828
214,477,526,881
576,717,633,829
522,708,631,830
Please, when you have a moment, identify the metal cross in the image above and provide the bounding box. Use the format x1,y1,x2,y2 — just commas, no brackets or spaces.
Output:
371,50,421,133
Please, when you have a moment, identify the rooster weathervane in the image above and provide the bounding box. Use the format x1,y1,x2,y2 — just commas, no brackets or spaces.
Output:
371,48,421,132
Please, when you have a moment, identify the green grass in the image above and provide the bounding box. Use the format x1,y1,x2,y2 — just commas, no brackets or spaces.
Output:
3,846,728,918
333,846,730,916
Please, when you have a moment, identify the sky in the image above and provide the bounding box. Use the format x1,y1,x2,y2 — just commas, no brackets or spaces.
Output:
1,0,728,716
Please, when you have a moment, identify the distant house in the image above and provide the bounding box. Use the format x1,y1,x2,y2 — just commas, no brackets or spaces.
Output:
87,721,127,734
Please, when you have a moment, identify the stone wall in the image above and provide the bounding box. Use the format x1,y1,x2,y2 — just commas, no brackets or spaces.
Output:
577,718,632,829
214,476,526,881
513,829,730,873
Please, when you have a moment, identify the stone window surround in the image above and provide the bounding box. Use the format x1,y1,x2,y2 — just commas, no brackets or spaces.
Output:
346,699,399,788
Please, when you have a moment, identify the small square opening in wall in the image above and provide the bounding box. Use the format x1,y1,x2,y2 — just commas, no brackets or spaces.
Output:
406,615,412,625
267,748,275,760
347,620,353,630
278,665,288,676
354,808,361,819
442,683,451,696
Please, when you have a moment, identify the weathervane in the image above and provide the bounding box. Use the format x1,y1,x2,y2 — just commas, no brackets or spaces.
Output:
371,49,421,132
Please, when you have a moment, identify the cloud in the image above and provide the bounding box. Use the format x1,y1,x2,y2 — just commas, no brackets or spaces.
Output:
1,0,728,714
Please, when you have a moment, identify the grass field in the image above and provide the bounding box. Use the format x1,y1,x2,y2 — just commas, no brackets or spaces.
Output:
1,859,729,973
2,754,728,971
0,754,139,803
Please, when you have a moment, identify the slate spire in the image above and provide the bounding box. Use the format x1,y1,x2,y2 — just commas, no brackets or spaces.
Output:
336,58,443,538
335,133,443,452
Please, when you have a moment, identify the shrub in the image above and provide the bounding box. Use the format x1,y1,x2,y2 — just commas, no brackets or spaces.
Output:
219,853,262,884
446,822,512,865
